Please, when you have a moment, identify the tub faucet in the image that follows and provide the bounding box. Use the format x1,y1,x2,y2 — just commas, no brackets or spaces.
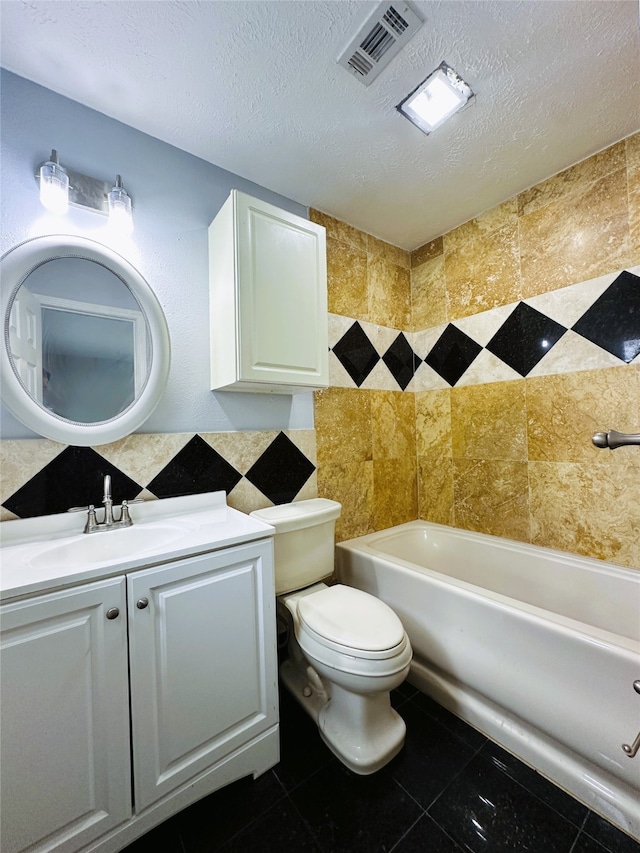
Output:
592,430,640,449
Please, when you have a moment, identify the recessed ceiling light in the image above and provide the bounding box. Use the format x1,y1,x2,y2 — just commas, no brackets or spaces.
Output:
396,61,474,135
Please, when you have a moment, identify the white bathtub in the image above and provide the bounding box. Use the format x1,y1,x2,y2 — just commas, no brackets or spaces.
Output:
335,521,640,841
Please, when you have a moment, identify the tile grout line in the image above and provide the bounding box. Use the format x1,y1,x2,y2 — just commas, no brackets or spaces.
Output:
474,745,591,832
408,695,590,836
279,788,329,853
387,812,429,853
567,811,593,853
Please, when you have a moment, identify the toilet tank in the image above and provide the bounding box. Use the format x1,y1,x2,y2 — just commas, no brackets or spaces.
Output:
250,499,342,594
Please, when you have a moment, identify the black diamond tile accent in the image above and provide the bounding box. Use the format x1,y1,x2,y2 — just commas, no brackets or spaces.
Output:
3,446,142,519
382,333,419,390
147,435,241,499
425,324,482,386
332,321,380,387
572,270,640,363
245,432,315,505
486,302,567,376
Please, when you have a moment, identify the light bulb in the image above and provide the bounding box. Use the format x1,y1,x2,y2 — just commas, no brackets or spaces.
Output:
39,149,69,214
108,175,133,234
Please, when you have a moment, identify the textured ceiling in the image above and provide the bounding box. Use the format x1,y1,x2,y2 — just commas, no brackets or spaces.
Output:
1,0,639,250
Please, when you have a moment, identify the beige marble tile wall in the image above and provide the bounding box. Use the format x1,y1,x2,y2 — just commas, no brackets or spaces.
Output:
313,133,640,568
310,211,417,543
413,135,640,568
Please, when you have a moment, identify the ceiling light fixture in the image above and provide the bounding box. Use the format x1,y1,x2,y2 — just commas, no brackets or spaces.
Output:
36,151,134,232
396,61,474,135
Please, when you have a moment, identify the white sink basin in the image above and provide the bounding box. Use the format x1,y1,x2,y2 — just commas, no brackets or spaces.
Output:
0,491,275,601
30,524,186,570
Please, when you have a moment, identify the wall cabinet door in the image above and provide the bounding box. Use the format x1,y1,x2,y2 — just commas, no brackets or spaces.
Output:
127,540,278,811
0,577,131,853
209,190,328,393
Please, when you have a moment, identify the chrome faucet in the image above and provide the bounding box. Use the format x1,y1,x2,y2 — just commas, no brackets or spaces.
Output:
68,474,143,533
103,474,114,526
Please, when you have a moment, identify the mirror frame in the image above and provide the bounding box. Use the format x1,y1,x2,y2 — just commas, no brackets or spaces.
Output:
1,234,171,446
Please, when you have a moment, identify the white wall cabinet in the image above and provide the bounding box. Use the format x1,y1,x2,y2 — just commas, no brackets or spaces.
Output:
0,540,278,853
209,190,328,393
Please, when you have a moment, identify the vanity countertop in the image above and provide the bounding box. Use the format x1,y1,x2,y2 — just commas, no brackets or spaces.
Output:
0,491,274,602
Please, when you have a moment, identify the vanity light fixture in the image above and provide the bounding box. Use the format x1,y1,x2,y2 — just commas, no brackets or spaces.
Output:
396,61,474,135
108,175,134,234
36,151,134,232
38,149,69,215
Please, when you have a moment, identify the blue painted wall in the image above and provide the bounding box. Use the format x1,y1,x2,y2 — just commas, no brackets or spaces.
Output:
0,70,315,440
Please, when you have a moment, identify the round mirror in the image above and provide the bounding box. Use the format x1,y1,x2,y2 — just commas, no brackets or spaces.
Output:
1,235,170,445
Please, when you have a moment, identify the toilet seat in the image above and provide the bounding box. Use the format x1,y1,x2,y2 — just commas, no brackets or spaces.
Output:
296,584,409,661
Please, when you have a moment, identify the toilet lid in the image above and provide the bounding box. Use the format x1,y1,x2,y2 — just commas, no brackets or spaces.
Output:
297,585,405,653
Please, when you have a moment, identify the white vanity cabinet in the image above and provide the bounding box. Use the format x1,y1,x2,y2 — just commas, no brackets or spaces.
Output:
208,190,328,393
0,535,278,853
128,543,278,812
0,577,132,853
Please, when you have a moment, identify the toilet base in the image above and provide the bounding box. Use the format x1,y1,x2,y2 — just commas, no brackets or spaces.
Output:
280,658,406,775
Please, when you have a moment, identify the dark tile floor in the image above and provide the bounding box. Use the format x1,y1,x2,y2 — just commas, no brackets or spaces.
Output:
122,683,640,853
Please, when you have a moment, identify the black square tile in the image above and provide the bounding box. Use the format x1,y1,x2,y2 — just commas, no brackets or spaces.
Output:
479,741,587,827
390,681,419,710
177,771,286,852
486,302,567,376
428,752,581,853
386,701,477,810
382,333,420,391
3,446,142,518
580,811,640,853
245,432,315,504
409,692,487,751
289,760,423,852
394,814,466,852
571,832,614,853
572,270,640,362
425,324,482,386
219,798,322,852
147,435,241,499
332,322,380,387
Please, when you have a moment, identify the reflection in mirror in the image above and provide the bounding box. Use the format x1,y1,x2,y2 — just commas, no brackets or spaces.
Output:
1,235,170,446
8,257,149,425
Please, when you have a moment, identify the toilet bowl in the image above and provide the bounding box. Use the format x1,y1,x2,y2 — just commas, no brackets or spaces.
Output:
250,500,412,775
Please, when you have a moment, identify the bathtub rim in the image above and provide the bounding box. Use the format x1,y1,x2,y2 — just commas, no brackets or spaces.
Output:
336,520,640,648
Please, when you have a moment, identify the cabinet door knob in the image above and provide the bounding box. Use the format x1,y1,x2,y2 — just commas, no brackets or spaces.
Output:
136,597,149,610
106,607,120,620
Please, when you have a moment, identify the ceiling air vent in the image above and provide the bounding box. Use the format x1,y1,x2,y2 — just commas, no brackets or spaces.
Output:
338,2,423,86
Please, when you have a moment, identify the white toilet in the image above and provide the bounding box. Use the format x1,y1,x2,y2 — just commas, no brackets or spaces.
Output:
250,499,412,775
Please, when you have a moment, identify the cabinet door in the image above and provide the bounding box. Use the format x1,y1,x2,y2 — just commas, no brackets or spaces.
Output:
0,577,131,853
128,540,278,811
236,192,328,388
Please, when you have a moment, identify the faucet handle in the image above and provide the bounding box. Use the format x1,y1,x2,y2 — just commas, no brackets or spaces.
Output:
120,499,144,526
68,504,98,533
